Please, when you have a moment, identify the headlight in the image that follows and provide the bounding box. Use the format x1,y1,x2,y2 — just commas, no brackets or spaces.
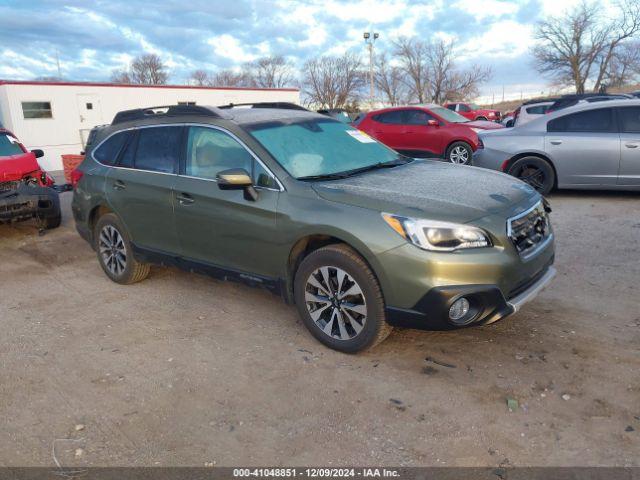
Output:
382,213,492,251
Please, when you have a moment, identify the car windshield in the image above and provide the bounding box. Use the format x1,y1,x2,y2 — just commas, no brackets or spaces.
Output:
247,118,408,180
0,133,25,157
332,111,352,124
431,106,469,123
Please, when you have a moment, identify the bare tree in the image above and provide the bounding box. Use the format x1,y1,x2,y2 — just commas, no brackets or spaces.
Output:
533,1,640,93
110,69,132,84
189,69,210,86
374,52,408,106
593,0,640,91
301,53,365,109
393,37,491,104
210,69,254,87
606,40,640,87
111,53,169,85
393,37,430,103
244,55,295,88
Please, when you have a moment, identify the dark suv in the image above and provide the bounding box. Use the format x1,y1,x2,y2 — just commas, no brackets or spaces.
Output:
72,104,555,352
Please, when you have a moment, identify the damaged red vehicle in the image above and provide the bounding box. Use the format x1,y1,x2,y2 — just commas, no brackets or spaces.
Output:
0,128,61,229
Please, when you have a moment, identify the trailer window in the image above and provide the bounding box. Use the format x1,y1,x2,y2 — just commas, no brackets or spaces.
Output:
22,102,53,119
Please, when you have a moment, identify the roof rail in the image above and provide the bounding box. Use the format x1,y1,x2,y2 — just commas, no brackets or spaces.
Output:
111,104,229,125
218,102,308,111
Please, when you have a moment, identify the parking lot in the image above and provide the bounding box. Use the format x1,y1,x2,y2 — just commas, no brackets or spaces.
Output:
1,187,639,468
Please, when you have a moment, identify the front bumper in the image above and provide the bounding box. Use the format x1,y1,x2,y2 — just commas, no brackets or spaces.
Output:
385,263,556,330
0,183,60,224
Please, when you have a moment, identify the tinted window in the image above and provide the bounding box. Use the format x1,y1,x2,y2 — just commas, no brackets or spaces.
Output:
373,110,404,124
93,131,131,165
118,132,137,168
134,127,181,173
403,110,434,125
619,107,640,133
0,133,25,156
446,104,456,111
185,127,253,180
458,104,471,112
526,105,549,115
547,108,615,133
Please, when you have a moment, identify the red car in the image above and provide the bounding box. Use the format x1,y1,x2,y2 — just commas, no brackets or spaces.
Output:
0,128,61,229
444,102,501,122
354,104,503,164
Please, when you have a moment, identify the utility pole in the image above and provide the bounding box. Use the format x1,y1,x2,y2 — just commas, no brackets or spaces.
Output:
363,32,379,108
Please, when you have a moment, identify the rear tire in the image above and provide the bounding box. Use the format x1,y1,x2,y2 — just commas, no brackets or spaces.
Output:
43,213,61,229
94,213,150,285
507,156,555,195
294,244,392,353
445,141,472,165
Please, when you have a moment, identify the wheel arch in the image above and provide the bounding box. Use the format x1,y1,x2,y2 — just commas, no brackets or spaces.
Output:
284,232,384,305
504,152,558,188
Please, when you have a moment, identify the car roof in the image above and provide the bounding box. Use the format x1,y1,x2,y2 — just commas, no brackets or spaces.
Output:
517,98,640,131
229,107,327,126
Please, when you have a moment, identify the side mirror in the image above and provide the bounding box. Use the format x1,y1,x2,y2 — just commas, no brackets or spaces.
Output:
427,119,439,127
216,168,258,201
31,149,44,158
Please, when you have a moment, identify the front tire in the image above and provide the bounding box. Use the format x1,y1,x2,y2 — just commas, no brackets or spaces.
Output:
507,156,555,195
445,141,472,165
94,213,150,284
294,244,392,353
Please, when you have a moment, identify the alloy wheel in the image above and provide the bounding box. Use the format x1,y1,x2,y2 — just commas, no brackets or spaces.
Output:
304,266,367,341
449,146,469,164
516,164,546,191
99,225,127,276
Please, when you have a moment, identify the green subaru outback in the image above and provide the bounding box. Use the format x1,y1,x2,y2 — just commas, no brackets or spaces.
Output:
72,104,555,353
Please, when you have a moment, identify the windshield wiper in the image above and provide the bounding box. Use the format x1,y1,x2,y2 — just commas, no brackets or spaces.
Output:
297,156,413,182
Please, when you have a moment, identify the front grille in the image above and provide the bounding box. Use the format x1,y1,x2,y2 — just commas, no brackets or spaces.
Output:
507,201,552,259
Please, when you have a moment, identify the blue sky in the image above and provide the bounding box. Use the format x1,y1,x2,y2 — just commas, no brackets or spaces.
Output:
0,0,587,100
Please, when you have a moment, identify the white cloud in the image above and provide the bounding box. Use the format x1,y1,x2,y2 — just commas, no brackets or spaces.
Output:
207,34,257,62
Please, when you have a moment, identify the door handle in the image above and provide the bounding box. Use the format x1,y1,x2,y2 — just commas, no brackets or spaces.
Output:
625,143,639,149
176,193,195,205
112,180,125,190
550,140,562,145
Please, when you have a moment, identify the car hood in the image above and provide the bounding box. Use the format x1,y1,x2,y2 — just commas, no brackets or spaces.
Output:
465,120,504,130
0,152,41,181
311,160,539,224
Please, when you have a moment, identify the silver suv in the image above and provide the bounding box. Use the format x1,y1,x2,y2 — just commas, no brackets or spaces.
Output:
473,100,640,194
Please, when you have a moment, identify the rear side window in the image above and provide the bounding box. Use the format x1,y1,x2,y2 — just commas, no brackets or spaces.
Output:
93,131,131,165
404,110,434,125
547,108,615,133
446,104,456,111
526,105,549,115
373,110,403,124
0,133,25,156
134,126,182,173
619,107,640,133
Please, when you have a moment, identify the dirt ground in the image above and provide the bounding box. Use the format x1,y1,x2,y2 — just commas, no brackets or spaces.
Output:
0,187,638,468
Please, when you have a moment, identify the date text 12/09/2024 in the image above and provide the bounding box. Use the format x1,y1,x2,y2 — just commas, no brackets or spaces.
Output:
233,468,400,478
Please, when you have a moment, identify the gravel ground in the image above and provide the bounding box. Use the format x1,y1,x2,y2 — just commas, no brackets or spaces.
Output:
0,188,638,468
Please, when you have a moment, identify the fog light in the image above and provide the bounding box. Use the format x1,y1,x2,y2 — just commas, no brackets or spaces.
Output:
449,298,470,322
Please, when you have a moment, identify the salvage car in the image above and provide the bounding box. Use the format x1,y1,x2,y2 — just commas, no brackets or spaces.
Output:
0,128,61,229
72,104,555,353
473,99,640,194
444,102,501,122
355,105,502,164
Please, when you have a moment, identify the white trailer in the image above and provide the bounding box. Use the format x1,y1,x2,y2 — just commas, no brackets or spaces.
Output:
0,80,300,171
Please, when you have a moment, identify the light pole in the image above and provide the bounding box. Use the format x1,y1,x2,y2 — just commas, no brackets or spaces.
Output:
364,32,379,108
